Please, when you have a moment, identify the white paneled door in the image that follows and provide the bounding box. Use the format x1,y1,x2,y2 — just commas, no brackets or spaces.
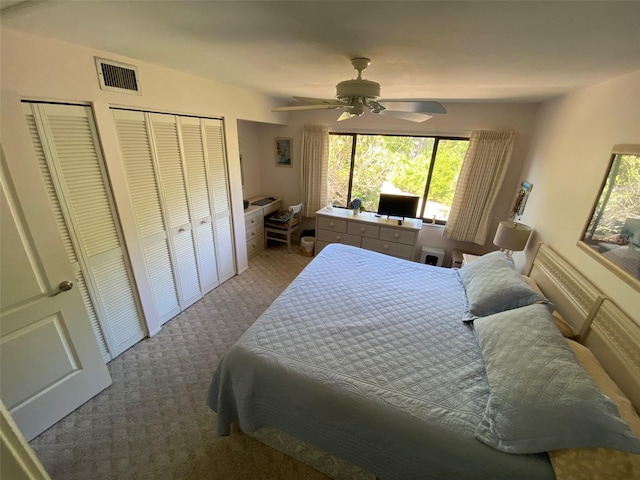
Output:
0,93,111,441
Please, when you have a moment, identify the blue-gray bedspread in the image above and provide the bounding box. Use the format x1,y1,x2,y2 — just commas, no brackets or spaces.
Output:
208,244,554,480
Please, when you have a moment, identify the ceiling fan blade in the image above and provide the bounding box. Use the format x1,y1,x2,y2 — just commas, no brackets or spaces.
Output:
337,111,356,122
377,100,447,115
378,110,433,123
272,104,340,112
293,96,344,106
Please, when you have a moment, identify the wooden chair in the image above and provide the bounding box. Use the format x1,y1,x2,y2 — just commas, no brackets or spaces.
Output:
264,203,304,252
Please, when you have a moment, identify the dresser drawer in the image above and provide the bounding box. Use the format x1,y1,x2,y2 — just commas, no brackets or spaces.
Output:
263,202,280,217
245,209,264,229
379,227,417,246
361,237,414,259
317,229,361,247
347,221,380,239
317,216,347,233
315,240,329,255
247,234,264,255
245,223,263,242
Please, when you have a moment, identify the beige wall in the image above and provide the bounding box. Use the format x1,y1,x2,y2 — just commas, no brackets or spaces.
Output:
516,70,640,322
237,120,267,200
1,29,287,276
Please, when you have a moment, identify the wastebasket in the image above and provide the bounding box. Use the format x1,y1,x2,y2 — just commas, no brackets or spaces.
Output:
300,237,315,257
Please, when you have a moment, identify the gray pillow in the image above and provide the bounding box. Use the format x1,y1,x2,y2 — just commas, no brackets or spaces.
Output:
473,303,640,454
458,251,549,321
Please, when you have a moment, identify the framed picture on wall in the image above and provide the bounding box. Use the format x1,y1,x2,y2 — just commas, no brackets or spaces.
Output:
511,181,533,218
275,137,292,167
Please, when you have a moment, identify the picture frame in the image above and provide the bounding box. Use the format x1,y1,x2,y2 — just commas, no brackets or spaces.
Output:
577,144,640,292
511,181,533,218
275,137,292,167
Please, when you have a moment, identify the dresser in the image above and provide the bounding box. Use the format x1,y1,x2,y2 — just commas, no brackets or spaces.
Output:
315,207,422,260
244,196,281,256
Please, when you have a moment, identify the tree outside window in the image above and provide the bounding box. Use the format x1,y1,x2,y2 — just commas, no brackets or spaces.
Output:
328,133,468,223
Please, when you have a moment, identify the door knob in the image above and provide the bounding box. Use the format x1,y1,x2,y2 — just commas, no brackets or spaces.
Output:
50,280,73,297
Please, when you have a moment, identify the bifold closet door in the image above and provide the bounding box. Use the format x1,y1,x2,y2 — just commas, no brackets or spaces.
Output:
150,113,202,308
204,119,235,283
24,103,146,361
113,109,235,325
179,116,219,294
113,109,181,324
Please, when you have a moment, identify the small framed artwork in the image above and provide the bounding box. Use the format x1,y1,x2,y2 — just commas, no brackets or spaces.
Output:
275,137,292,167
511,181,533,218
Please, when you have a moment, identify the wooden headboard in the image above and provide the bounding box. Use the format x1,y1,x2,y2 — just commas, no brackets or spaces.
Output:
529,243,640,412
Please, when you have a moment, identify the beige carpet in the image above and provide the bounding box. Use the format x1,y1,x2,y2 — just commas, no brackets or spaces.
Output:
29,245,330,480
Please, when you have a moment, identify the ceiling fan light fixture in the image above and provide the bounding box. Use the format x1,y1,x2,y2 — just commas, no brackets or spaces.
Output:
336,79,381,101
337,111,356,122
350,101,366,117
272,57,446,123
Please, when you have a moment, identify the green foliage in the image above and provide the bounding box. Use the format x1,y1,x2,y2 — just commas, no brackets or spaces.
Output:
328,133,469,219
588,153,640,237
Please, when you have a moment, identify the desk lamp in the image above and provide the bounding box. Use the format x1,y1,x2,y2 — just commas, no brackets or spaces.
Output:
493,221,533,259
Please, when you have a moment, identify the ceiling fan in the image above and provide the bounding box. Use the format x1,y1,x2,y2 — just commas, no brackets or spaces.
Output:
272,57,446,123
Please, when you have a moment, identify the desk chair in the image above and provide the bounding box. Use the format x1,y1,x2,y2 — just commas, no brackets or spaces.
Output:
264,203,303,252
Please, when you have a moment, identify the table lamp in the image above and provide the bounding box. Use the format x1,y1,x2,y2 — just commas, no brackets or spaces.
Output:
493,221,533,258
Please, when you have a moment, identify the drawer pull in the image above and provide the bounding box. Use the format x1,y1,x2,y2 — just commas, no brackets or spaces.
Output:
336,235,341,241
201,220,207,225
329,222,335,227
393,233,400,239
179,228,186,233
251,218,255,224
360,227,366,233
252,231,255,237
383,244,389,250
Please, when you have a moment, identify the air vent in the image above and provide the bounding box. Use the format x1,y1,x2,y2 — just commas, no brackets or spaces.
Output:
95,57,141,95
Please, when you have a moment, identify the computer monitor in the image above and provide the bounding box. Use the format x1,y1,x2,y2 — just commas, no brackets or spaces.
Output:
377,193,420,219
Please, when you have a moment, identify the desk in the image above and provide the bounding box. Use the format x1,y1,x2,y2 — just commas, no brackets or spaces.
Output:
244,196,280,256
315,207,421,261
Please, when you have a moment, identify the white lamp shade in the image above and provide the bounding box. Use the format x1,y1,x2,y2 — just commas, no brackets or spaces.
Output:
493,221,532,252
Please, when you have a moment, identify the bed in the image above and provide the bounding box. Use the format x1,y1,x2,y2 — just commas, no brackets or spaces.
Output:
208,243,640,479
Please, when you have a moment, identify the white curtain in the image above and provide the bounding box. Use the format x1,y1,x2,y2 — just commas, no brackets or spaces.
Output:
443,130,515,245
300,124,329,217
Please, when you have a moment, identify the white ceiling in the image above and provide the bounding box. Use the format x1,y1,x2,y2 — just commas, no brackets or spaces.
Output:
2,1,640,104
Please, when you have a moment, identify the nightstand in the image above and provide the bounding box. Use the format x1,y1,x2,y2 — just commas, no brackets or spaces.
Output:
462,253,480,266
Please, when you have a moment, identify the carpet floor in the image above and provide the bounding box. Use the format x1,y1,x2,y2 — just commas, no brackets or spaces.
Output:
29,245,329,480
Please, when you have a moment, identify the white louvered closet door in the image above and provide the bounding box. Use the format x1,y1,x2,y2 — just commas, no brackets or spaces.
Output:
113,109,180,324
179,117,219,294
24,103,146,360
149,113,202,309
203,119,235,283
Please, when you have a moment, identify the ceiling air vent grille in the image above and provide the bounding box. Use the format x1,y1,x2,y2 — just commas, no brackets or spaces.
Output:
95,57,142,95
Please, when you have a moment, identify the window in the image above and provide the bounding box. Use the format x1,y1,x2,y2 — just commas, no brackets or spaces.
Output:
328,133,469,223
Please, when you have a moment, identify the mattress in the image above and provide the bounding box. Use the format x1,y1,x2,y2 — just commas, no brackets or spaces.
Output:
208,244,554,479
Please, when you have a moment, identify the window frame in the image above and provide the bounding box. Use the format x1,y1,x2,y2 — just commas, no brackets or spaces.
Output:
329,132,469,225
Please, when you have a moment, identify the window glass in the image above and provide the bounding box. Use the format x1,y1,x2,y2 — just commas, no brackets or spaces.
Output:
327,134,353,208
424,139,468,221
328,133,468,222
